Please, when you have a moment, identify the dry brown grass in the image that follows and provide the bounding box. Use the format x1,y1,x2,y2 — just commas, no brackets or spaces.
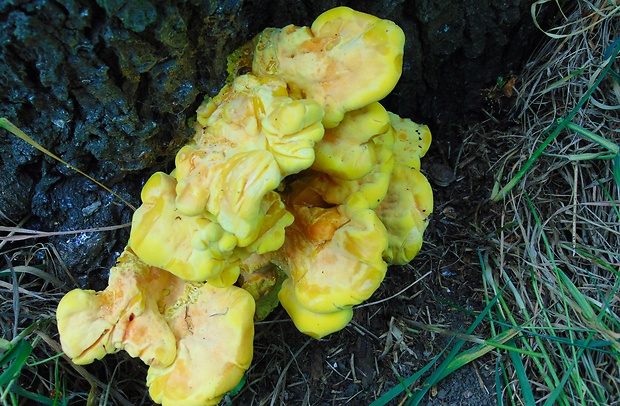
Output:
485,0,620,404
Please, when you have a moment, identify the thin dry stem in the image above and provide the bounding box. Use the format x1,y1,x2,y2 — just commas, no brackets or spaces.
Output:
494,0,620,403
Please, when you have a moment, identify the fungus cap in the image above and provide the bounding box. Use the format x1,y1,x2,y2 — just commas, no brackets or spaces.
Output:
56,248,177,367
129,171,242,284
389,112,432,170
309,128,395,209
375,164,434,264
311,102,391,180
278,278,353,339
174,74,323,245
57,248,255,406
253,6,405,128
146,282,255,406
272,180,388,336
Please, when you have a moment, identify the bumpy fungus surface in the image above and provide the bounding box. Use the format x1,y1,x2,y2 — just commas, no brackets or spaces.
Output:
146,280,254,406
129,171,242,284
57,6,433,406
57,249,254,406
271,180,388,338
308,124,396,209
57,248,176,367
129,170,294,285
175,74,323,245
252,6,405,128
376,164,433,264
389,112,432,171
377,113,433,264
311,102,391,180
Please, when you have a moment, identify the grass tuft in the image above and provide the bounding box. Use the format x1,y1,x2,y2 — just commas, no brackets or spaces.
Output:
376,1,620,404
487,1,620,404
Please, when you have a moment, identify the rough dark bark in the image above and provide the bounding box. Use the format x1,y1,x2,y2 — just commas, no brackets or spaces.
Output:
0,0,543,285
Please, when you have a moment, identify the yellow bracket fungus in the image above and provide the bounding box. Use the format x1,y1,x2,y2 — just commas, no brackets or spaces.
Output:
56,6,434,405
271,179,388,338
308,124,396,209
253,6,405,128
57,249,255,406
175,74,324,245
311,101,391,180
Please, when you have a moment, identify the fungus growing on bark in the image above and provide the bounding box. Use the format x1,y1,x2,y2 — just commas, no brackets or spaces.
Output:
56,6,434,405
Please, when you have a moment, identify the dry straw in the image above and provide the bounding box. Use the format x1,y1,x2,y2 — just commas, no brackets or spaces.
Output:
488,0,620,404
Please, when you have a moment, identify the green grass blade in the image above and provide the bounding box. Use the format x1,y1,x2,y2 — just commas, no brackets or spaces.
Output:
507,340,536,405
501,318,536,406
555,269,596,321
564,121,620,154
371,289,507,405
541,66,587,93
369,337,455,406
436,328,524,380
0,118,136,210
483,339,541,357
614,153,620,188
26,352,64,367
491,126,561,202
0,265,64,288
0,339,33,386
491,40,620,202
391,365,414,398
10,385,65,406
495,356,505,406
403,291,504,405
542,333,596,406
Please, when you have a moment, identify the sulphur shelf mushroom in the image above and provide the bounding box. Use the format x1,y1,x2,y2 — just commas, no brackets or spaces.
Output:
270,179,389,338
56,248,255,406
252,6,405,128
56,6,434,405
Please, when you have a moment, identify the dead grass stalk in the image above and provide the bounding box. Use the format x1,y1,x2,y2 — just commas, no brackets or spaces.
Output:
489,0,620,404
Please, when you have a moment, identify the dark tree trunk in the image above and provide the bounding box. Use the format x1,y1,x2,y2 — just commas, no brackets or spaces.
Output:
0,0,543,286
